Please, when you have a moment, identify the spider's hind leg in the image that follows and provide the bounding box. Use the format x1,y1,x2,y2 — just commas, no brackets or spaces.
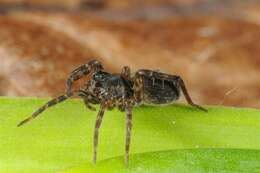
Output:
177,77,207,112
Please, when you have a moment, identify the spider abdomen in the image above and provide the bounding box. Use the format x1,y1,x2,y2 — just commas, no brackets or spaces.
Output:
143,77,180,104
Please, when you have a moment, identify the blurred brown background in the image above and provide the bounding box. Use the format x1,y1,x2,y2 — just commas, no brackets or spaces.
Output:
0,0,260,108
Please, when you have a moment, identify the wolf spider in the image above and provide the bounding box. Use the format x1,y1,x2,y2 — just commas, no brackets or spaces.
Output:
18,60,206,165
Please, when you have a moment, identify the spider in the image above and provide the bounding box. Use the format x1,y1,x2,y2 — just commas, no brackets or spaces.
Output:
17,60,207,165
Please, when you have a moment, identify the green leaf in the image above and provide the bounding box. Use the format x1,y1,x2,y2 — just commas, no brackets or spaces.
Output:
61,149,260,173
0,97,260,173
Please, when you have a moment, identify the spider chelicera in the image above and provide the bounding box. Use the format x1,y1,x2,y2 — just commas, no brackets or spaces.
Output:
18,60,207,165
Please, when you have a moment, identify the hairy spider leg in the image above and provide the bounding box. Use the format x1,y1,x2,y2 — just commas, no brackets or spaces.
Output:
125,106,132,166
93,103,106,164
66,60,103,94
136,70,207,112
83,97,96,111
79,90,99,111
121,66,131,80
133,74,144,104
17,90,92,127
120,66,135,165
178,78,207,112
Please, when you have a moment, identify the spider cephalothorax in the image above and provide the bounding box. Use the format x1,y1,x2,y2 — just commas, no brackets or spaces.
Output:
18,60,206,165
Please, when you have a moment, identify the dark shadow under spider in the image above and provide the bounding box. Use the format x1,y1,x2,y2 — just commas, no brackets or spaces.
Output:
17,60,207,165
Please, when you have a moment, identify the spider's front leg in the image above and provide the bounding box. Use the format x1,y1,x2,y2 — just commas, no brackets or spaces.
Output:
125,105,133,166
66,60,103,94
83,97,97,111
78,90,99,111
93,102,106,164
17,90,92,127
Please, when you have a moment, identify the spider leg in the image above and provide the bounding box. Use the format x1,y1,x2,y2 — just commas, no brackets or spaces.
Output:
135,70,207,112
132,74,144,104
121,66,131,80
93,103,106,164
66,60,103,94
125,106,133,166
178,77,207,112
17,90,94,127
78,90,99,111
83,98,96,111
17,93,74,127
